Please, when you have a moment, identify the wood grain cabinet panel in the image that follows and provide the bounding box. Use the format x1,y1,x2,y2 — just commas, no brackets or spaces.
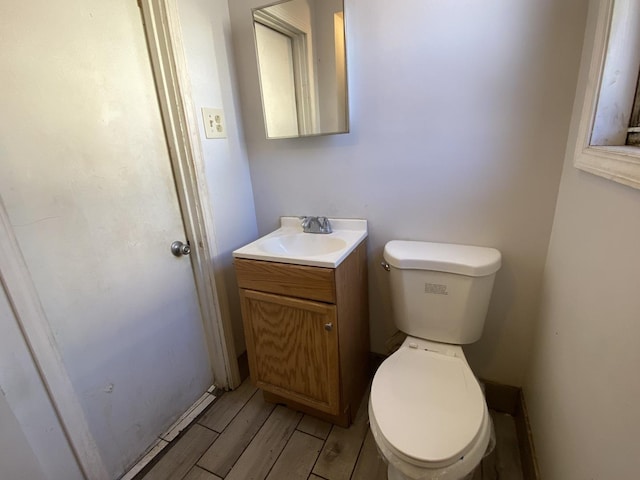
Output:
235,258,336,303
240,290,339,415
235,240,370,427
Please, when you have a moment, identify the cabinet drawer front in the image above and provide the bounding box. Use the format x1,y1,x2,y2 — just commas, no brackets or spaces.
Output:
235,258,336,303
240,290,340,415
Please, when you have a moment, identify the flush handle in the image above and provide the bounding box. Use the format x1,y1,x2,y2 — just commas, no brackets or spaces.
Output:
381,261,390,271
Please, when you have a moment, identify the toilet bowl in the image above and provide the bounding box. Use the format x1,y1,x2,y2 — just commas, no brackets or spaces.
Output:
369,337,492,480
371,240,501,480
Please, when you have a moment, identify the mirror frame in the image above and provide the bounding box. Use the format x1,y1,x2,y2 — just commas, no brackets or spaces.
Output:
251,0,349,139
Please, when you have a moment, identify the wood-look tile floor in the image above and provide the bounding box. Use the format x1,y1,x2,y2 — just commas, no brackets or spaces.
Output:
138,379,524,480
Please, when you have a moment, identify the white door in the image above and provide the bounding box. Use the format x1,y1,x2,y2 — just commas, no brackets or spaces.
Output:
0,1,212,477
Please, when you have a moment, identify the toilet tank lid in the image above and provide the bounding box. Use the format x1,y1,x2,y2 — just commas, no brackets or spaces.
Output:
384,240,501,277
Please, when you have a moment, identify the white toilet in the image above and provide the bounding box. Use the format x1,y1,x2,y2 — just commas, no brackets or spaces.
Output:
369,240,501,480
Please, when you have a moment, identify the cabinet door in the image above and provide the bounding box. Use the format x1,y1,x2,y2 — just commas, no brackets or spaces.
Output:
240,289,340,415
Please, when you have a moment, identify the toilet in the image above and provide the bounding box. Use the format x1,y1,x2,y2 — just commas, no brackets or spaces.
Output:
369,240,501,480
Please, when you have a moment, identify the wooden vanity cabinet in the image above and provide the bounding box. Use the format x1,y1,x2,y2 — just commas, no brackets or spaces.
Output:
235,240,369,427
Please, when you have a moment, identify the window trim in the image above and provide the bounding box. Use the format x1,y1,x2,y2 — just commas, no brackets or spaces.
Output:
573,0,640,189
627,75,640,145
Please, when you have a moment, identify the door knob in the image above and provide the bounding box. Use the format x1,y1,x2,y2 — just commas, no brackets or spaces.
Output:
171,240,191,257
324,322,333,332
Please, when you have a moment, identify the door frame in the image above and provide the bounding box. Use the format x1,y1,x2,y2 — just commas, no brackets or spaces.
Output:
139,0,241,390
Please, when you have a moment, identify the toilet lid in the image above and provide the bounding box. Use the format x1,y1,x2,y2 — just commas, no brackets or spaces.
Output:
370,346,485,467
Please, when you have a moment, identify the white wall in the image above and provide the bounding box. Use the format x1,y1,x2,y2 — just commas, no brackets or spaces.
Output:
175,0,258,356
524,2,640,478
228,0,589,385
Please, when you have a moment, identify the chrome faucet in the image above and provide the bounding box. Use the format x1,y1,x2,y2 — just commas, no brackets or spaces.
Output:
300,216,332,234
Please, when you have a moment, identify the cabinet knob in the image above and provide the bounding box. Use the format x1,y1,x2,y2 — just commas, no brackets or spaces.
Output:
324,322,333,332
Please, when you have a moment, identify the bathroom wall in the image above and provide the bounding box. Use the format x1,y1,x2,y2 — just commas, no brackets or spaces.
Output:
175,0,258,356
228,0,589,385
524,2,640,478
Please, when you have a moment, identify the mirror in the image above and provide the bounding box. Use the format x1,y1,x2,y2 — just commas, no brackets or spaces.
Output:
252,0,348,139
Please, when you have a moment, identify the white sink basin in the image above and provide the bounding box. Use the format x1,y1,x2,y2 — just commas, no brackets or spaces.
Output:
259,234,347,257
233,217,367,268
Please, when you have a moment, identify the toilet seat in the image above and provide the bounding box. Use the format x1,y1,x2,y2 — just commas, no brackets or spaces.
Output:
370,343,485,468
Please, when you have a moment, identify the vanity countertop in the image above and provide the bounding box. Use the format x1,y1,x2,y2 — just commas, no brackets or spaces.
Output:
232,217,367,268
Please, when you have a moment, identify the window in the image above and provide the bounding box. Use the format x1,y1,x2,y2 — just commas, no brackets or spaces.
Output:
573,0,640,189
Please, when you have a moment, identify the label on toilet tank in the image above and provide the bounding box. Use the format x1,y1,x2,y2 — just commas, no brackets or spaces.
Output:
424,283,448,295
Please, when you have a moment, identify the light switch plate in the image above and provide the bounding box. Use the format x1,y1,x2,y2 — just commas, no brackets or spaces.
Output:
202,107,227,139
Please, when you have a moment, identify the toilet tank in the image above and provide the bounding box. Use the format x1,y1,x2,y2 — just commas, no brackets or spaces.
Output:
384,241,501,344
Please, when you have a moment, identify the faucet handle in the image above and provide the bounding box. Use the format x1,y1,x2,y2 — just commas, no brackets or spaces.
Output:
300,215,331,233
301,216,317,232
318,217,332,233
